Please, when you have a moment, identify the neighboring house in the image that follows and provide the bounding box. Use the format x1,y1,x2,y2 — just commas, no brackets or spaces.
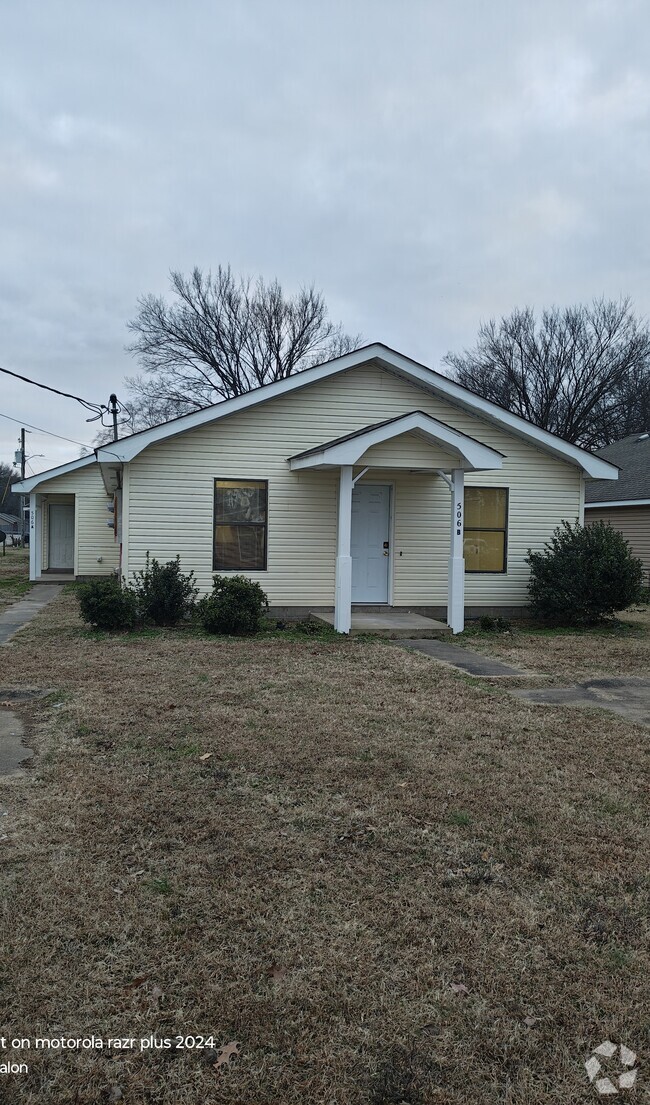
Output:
0,512,20,535
584,432,650,579
13,343,617,633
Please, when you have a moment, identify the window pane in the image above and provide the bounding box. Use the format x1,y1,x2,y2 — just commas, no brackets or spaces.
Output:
464,530,505,572
216,480,267,524
215,524,266,570
465,487,507,529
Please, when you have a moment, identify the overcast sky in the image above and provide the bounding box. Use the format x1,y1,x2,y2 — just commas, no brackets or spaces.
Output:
2,0,649,476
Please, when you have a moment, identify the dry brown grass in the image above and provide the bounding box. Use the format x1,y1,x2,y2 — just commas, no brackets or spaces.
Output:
1,592,648,1104
460,607,650,684
0,546,30,609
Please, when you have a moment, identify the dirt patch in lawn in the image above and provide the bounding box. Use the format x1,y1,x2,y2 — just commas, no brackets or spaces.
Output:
1,592,648,1104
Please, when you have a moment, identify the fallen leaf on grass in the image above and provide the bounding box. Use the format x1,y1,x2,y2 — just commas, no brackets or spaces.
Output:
450,982,469,996
266,964,287,983
199,752,213,761
107,1087,123,1103
214,1041,240,1070
523,1015,539,1027
124,975,148,990
151,985,163,1006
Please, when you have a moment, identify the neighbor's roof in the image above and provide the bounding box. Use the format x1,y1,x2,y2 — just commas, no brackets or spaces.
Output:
585,432,650,507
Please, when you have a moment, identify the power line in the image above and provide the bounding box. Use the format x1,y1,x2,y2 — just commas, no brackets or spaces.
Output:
0,363,103,415
0,411,92,449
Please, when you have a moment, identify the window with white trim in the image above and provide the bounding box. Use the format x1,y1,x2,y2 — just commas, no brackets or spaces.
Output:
213,479,268,571
464,487,508,573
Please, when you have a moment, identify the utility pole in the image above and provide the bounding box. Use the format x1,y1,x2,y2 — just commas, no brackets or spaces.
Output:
17,429,26,545
109,394,119,442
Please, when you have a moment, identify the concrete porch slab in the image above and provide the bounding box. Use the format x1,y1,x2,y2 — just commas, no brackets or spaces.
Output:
310,609,452,638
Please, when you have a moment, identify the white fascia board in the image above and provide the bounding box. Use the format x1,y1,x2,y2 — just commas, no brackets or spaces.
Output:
585,498,650,509
94,342,619,479
289,411,503,471
95,346,391,463
11,454,96,493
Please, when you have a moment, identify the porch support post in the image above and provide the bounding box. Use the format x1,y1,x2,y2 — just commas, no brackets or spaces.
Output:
335,464,353,634
447,468,465,634
29,493,42,581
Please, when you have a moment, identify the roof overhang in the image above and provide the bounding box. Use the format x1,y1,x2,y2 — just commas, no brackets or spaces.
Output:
288,411,504,471
11,454,97,494
585,498,650,509
94,343,620,479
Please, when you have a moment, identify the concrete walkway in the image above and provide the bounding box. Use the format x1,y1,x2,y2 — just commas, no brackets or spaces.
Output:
397,638,650,727
0,709,34,776
0,583,65,645
395,638,526,676
512,677,650,728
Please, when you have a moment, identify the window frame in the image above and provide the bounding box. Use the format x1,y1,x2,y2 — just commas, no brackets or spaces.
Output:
463,486,509,574
213,477,269,572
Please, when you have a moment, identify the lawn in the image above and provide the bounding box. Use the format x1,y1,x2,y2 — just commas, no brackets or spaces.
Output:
0,546,30,610
458,605,650,683
0,592,648,1104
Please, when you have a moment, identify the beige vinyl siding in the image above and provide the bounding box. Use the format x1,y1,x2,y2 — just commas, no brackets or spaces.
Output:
37,464,119,576
585,505,650,575
360,432,457,469
125,361,582,608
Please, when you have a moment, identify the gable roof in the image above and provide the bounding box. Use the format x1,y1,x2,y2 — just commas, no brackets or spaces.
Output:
95,344,617,478
584,433,650,506
288,411,505,471
12,453,96,495
14,343,619,490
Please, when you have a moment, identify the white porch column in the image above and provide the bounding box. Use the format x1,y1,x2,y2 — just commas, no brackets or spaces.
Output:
29,493,42,581
447,469,465,633
334,464,353,634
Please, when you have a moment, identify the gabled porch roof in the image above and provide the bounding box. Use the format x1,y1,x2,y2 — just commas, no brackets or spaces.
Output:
288,410,504,472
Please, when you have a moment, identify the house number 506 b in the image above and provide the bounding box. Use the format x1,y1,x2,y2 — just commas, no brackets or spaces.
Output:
456,502,462,536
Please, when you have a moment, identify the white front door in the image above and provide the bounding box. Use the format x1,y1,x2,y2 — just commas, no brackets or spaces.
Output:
48,503,74,570
351,484,390,603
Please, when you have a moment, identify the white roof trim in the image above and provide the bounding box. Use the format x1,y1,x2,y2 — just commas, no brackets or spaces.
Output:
585,498,650,509
11,454,96,494
93,342,620,479
289,411,503,471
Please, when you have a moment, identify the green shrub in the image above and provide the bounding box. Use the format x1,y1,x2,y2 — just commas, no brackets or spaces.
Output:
526,520,644,625
479,614,511,632
131,553,198,626
197,575,268,635
77,576,138,631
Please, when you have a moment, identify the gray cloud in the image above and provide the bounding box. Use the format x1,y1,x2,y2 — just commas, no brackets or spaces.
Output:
1,0,649,471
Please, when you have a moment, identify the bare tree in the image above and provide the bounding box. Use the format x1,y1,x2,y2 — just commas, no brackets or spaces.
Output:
125,266,362,428
443,298,650,449
0,462,21,516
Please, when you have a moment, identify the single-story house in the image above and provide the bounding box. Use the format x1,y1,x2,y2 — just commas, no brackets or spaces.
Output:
13,343,618,633
585,432,650,579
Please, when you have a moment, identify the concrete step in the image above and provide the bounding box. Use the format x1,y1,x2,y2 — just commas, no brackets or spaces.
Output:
310,610,452,639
